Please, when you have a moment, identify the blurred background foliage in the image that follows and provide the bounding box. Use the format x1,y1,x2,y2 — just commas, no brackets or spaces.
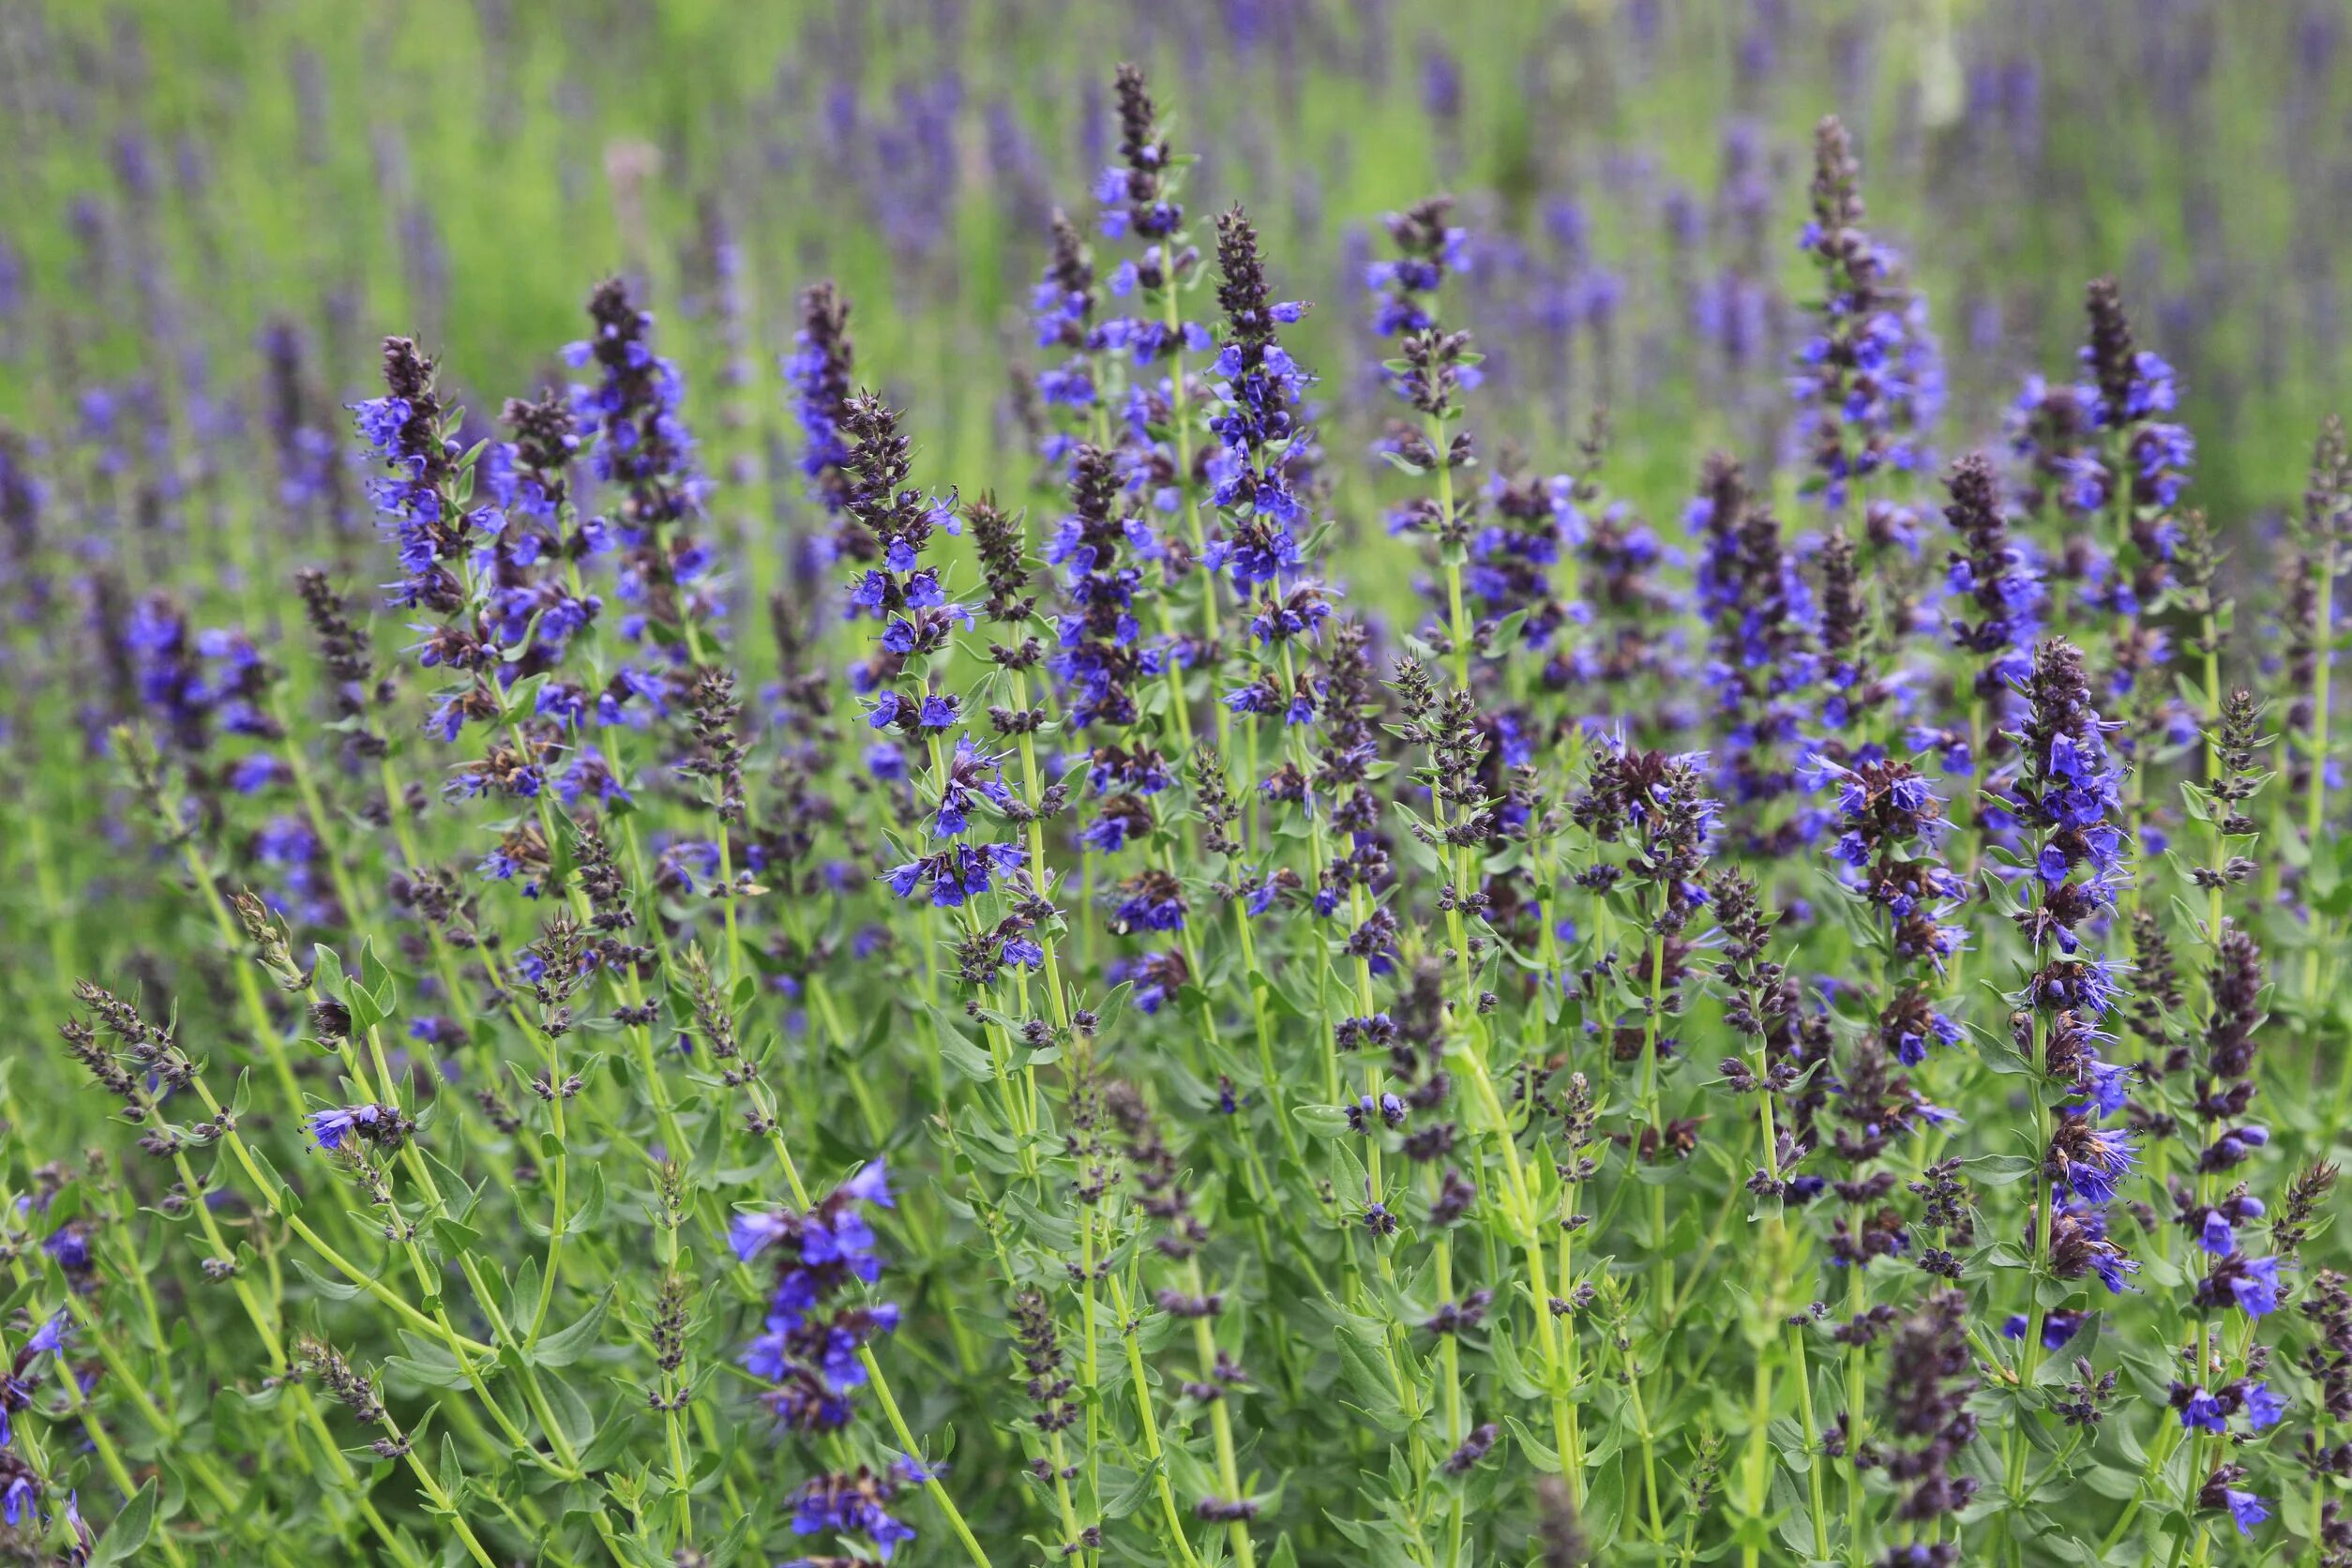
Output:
3,0,2346,549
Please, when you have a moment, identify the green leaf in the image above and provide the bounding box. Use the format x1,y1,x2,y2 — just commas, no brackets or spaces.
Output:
923,1002,997,1082
1967,1153,2038,1186
1506,1414,1558,1470
386,1331,478,1393
2082,1464,2142,1500
572,1164,609,1234
505,1257,542,1323
1291,1104,1353,1138
579,1392,641,1470
1100,1458,1159,1520
1334,1319,1408,1432
537,1370,596,1455
1265,960,1333,1024
86,1480,157,1567
288,1254,366,1303
346,978,385,1034
1486,1324,1548,1401
531,1293,610,1367
359,940,398,1014
502,671,551,725
1970,1018,2033,1078
431,1214,482,1255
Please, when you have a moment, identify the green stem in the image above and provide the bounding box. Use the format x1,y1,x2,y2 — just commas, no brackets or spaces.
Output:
1108,1273,1209,1568
2309,542,2337,1001
1844,1266,1868,1567
1791,1322,1832,1561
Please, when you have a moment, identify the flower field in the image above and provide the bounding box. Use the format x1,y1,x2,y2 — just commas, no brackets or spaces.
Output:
3,4,2352,1564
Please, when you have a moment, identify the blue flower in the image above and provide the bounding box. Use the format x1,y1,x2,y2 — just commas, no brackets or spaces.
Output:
2224,1489,2269,1536
2208,1123,2270,1167
2084,1060,2132,1119
2179,1388,2227,1433
1202,210,1314,590
2244,1381,2287,1430
1244,876,1283,917
1998,1311,2081,1350
1078,813,1138,854
306,1103,393,1153
1112,874,1187,932
25,1312,67,1357
229,755,286,793
788,1470,917,1560
2231,1256,2282,1318
1108,951,1188,1015
730,1210,795,1263
2057,1123,2135,1206
878,842,1024,908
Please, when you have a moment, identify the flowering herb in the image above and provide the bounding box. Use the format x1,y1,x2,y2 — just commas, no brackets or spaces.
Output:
8,40,2352,1568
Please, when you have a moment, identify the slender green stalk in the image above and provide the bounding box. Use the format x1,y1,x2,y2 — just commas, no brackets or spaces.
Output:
2309,539,2338,1001
1108,1272,1210,1568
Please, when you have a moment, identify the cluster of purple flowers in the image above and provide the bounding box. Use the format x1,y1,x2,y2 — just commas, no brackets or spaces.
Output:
1572,735,1721,1119
1939,452,2043,742
1688,454,1823,846
0,1313,67,1532
352,337,477,616
1202,209,1313,590
2007,279,2195,620
1874,1289,1979,1550
306,1101,412,1153
1788,116,1943,518
1820,755,1966,1063
2005,639,2139,1299
1090,63,1204,371
1362,195,1596,686
838,393,1028,915
121,594,278,760
2172,923,2287,1452
1469,461,1583,654
259,318,346,523
0,1452,36,1531
352,341,573,804
566,278,716,656
1535,453,1687,713
787,281,858,532
1031,213,1104,434
2004,640,2129,937
731,1161,901,1437
784,1460,927,1561
476,390,597,672
1364,195,1470,339
1048,442,1167,731
1107,946,1189,1015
